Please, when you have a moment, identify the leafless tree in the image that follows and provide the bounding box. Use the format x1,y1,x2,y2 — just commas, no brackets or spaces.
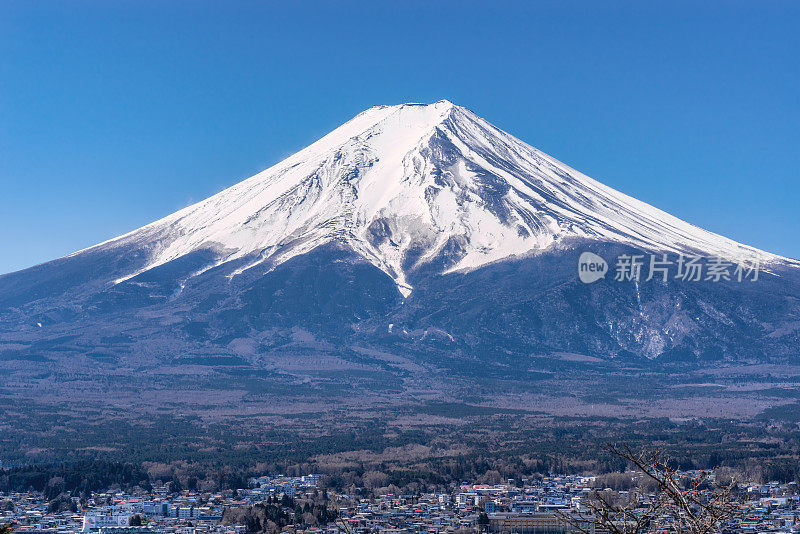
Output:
0,523,15,534
558,444,739,534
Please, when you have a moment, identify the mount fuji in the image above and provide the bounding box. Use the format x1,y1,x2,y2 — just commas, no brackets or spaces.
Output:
47,100,793,297
1,100,799,386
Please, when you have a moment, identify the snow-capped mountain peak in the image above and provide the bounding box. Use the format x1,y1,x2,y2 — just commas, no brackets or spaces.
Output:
90,100,787,296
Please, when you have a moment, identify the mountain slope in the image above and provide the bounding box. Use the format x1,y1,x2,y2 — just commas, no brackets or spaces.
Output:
0,100,798,369
61,100,793,299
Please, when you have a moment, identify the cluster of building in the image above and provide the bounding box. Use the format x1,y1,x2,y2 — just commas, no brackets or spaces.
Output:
0,483,229,534
2,472,800,534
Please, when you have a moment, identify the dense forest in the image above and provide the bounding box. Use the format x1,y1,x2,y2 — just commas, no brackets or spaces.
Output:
3,441,800,499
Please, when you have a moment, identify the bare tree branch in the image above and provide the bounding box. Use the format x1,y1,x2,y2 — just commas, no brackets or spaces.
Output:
559,445,739,534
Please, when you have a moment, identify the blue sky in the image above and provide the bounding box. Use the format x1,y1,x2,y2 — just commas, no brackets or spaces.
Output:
1,1,798,274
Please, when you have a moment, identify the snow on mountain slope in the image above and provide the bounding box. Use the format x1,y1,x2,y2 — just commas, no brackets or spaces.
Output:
78,100,791,297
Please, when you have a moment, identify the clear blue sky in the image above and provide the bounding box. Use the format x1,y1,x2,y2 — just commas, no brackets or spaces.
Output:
1,1,798,274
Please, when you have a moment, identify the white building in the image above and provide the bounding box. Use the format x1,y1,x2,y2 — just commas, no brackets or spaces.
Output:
82,513,131,532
